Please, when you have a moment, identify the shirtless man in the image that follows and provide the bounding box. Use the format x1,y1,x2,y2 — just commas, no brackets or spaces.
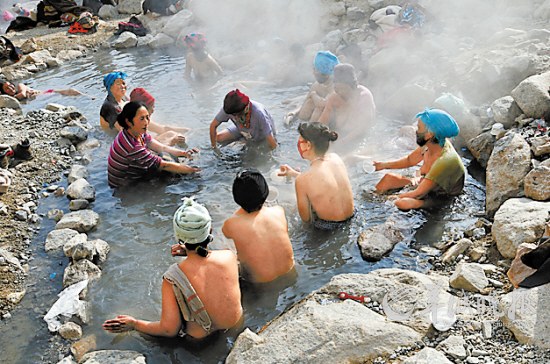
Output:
183,33,223,83
285,50,339,124
222,169,295,283
0,81,89,101
318,63,376,154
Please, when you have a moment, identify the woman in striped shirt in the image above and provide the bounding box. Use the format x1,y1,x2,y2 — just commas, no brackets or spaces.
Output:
107,102,199,188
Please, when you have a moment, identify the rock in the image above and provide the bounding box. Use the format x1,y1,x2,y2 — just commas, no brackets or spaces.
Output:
161,9,194,38
76,300,90,324
347,7,366,21
466,357,480,364
507,243,538,288
449,263,489,293
357,222,404,261
69,199,89,211
7,290,26,304
0,247,22,270
15,210,28,221
90,239,110,264
404,348,453,364
136,34,154,47
68,165,89,184
323,29,344,51
45,228,80,252
23,50,53,64
226,299,422,364
80,350,146,364
511,70,550,118
499,282,550,349
70,335,96,362
56,50,83,62
76,139,100,153
59,322,82,341
66,178,95,201
442,238,473,264
56,210,100,233
56,357,76,364
320,269,452,333
60,124,88,143
47,209,64,222
46,103,65,112
437,335,467,360
54,187,65,197
329,2,346,17
0,95,22,113
493,198,550,258
482,321,492,339
112,32,138,49
63,259,101,287
486,132,531,216
469,247,487,262
63,233,94,261
491,96,522,128
148,33,174,49
524,165,550,201
531,136,550,157
466,131,495,168
20,38,38,54
2,67,32,81
117,0,144,15
98,5,119,19
46,58,62,67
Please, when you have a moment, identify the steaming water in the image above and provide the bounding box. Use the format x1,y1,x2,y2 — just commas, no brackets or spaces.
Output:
0,47,485,363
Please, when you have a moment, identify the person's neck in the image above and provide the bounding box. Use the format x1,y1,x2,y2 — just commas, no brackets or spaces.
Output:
126,128,142,139
426,141,443,154
306,153,325,165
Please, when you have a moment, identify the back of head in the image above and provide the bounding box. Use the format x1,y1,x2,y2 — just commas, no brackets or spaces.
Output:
415,108,460,147
314,51,340,75
232,169,269,213
173,197,212,257
103,71,127,93
130,88,155,109
333,63,357,87
0,82,6,95
117,101,146,129
224,89,250,114
298,122,338,155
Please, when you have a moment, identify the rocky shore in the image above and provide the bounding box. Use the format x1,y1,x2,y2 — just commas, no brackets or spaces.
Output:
0,0,549,363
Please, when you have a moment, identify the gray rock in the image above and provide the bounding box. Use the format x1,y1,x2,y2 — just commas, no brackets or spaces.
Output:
500,283,550,349
466,357,480,364
2,68,32,81
45,228,80,252
226,300,422,364
491,96,522,128
76,139,100,153
63,234,94,261
148,33,174,49
404,348,453,364
23,50,53,64
47,209,64,222
323,29,344,51
55,210,100,233
56,50,83,62
60,125,88,144
0,95,22,113
329,2,346,17
66,178,95,201
80,350,146,364
63,259,101,287
486,132,531,216
136,34,154,47
46,103,65,112
524,165,550,201
90,239,110,264
112,32,138,49
0,247,23,271
530,135,550,157
482,321,492,339
69,199,89,211
117,0,144,15
449,263,489,293
59,322,82,341
68,165,89,184
511,70,550,118
7,290,26,304
357,222,404,261
437,335,467,359
46,58,62,67
15,210,28,221
161,9,193,39
442,238,473,264
56,356,76,364
492,198,550,258
20,38,38,54
98,5,119,19
347,6,366,21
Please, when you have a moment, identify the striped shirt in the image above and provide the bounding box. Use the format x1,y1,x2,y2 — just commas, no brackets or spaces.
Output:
107,130,162,188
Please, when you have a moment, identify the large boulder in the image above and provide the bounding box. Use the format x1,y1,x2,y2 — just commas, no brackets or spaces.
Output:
45,228,80,252
486,132,531,216
148,33,174,49
66,178,95,201
117,0,143,15
98,5,119,20
467,131,495,169
490,96,522,128
55,210,99,233
524,163,550,201
0,95,22,113
499,283,550,349
112,32,138,49
357,222,404,261
511,70,550,118
80,350,146,364
226,300,422,364
492,198,550,259
160,9,194,39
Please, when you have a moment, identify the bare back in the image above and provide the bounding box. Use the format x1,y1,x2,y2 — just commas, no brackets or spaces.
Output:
223,206,294,283
186,52,222,81
177,250,242,334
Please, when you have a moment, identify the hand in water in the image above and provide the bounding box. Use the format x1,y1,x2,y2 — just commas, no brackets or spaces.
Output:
278,164,300,178
212,146,222,157
173,135,186,145
171,243,187,257
103,315,136,333
373,161,385,171
181,148,199,159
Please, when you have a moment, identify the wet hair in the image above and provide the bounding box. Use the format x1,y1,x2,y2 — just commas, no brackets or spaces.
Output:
117,101,147,129
0,82,10,95
183,235,213,258
298,122,338,155
333,63,357,88
223,89,249,114
232,169,269,213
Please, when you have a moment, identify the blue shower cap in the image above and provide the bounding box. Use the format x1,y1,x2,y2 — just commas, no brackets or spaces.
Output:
415,108,460,147
313,51,340,75
103,71,127,93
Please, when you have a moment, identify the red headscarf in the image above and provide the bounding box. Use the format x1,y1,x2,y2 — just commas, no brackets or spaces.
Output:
130,88,155,109
223,89,250,114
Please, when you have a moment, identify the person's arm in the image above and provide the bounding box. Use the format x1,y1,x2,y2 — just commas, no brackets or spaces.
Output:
207,55,224,76
159,160,199,174
398,178,435,199
147,138,195,158
14,84,32,100
209,118,221,149
149,120,190,135
221,219,233,239
278,164,300,178
317,92,343,125
184,55,193,80
295,176,311,222
374,147,423,171
102,280,182,337
266,134,277,150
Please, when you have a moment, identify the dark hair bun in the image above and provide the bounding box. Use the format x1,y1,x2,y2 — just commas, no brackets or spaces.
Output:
196,246,209,257
329,131,338,141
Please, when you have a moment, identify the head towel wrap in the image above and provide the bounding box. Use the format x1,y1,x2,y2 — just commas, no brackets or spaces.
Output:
130,88,155,109
183,32,207,50
223,89,250,114
103,71,127,93
333,63,357,87
415,108,460,147
232,169,269,213
173,198,212,245
314,51,339,75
